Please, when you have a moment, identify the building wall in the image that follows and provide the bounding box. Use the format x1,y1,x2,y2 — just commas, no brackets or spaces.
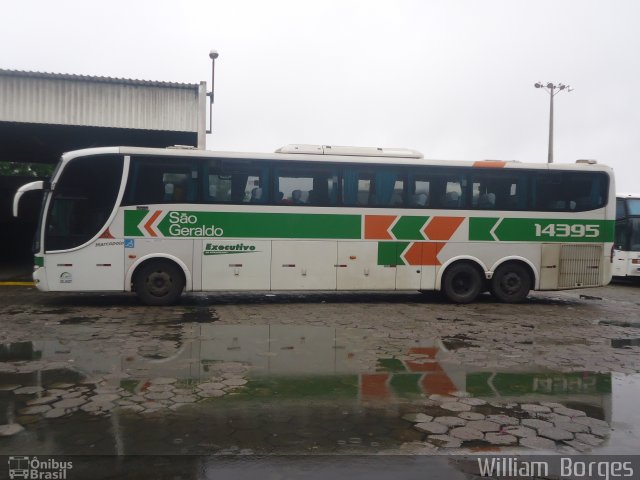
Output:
0,70,205,138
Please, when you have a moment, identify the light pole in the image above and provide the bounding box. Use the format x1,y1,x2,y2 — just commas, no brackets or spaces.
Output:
206,50,219,135
534,82,573,163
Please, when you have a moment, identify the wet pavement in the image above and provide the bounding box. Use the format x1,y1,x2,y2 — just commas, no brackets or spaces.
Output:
0,283,639,476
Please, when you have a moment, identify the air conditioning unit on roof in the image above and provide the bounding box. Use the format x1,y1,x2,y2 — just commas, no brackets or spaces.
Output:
275,144,423,159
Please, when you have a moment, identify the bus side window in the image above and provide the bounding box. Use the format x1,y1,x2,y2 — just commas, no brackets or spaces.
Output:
274,166,338,206
533,172,565,211
615,219,628,250
125,159,194,205
470,171,526,210
163,173,191,202
443,181,463,208
205,160,268,204
532,171,607,212
342,168,373,206
616,199,626,220
373,171,404,207
408,176,430,208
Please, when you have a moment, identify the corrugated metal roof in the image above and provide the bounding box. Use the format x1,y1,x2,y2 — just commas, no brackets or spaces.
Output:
0,68,205,133
0,68,199,89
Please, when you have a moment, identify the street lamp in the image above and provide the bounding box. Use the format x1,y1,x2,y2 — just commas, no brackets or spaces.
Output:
534,82,573,163
206,50,219,135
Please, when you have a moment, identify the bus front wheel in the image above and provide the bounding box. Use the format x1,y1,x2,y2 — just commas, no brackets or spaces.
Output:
442,262,483,304
490,263,531,303
134,260,185,306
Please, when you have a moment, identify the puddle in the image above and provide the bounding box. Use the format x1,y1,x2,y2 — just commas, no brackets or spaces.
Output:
611,338,640,349
59,316,96,325
180,306,218,323
596,373,640,454
32,309,73,315
0,323,635,456
599,320,640,328
0,342,41,362
441,334,478,351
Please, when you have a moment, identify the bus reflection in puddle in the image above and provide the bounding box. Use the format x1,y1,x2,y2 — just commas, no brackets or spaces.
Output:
0,323,617,455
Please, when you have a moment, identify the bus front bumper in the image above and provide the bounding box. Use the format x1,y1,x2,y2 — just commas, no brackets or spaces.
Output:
33,266,49,291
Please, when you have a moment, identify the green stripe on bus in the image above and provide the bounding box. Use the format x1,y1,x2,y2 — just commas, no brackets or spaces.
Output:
466,372,611,396
124,210,149,236
391,216,428,240
389,373,424,395
377,242,409,265
34,256,44,267
469,218,615,242
143,211,362,239
468,217,499,241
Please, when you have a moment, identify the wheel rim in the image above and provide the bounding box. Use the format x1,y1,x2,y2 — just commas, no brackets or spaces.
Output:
500,272,522,295
146,270,173,297
452,272,473,295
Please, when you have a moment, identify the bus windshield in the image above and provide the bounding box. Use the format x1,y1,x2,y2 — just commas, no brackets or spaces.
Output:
44,155,123,251
629,218,640,251
627,199,640,216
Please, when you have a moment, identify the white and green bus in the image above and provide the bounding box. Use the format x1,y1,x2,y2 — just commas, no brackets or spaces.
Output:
13,145,615,305
613,194,640,279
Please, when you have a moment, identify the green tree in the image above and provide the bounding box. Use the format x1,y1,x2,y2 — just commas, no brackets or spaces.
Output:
0,162,54,177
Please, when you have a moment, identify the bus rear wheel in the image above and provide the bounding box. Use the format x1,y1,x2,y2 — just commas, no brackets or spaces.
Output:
490,263,531,303
134,260,185,306
442,262,483,304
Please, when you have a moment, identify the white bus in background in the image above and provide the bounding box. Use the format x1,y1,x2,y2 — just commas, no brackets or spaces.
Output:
13,145,615,305
613,194,640,279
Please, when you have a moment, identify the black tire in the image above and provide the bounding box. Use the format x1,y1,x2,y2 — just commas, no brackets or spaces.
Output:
134,260,185,306
442,262,483,304
490,262,531,303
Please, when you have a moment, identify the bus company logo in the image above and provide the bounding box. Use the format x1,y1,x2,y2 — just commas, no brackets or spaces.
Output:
59,272,72,284
8,456,73,479
204,243,258,255
168,212,224,237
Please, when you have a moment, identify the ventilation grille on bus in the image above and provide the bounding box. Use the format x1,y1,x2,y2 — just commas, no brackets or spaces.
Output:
558,244,603,288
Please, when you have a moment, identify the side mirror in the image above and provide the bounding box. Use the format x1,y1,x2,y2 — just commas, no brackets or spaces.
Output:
13,181,45,217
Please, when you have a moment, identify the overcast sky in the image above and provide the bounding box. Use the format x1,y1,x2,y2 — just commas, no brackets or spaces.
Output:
2,0,639,191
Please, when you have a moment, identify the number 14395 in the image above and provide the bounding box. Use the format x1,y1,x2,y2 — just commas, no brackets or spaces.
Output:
534,223,599,238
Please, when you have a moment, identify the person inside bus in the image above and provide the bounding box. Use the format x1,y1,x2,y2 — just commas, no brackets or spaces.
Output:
412,192,428,207
307,190,316,205
173,180,188,202
478,192,496,209
250,187,263,203
443,191,461,208
292,189,304,204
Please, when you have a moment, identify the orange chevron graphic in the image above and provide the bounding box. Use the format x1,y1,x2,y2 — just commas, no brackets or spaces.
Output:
423,216,464,241
405,347,440,372
144,210,162,237
403,242,443,266
405,347,457,394
99,228,114,239
408,347,438,357
420,372,458,395
405,361,442,372
360,373,392,400
473,160,507,168
364,215,396,240
403,243,423,265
